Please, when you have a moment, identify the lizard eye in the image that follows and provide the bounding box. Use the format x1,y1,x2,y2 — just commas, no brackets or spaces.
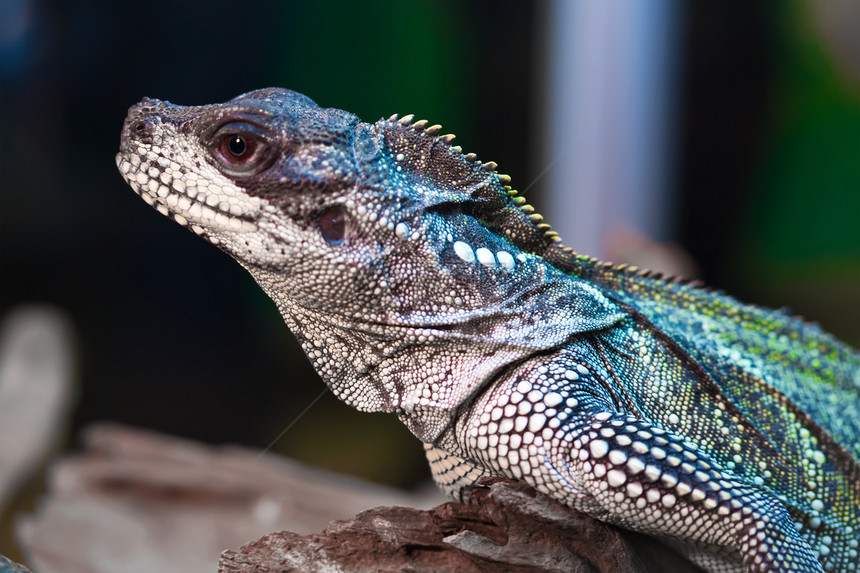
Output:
210,122,273,175
318,206,347,244
217,134,259,164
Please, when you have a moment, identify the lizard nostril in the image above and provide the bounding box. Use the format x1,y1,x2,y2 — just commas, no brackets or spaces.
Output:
132,119,151,135
128,118,155,143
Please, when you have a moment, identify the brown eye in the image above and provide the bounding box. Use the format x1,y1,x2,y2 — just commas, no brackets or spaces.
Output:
318,206,346,244
210,122,273,175
218,134,257,162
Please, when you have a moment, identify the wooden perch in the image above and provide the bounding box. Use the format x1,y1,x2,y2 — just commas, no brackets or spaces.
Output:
219,478,702,573
17,423,441,573
19,424,700,573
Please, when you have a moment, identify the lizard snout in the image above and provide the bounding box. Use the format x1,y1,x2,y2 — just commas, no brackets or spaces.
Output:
120,97,176,149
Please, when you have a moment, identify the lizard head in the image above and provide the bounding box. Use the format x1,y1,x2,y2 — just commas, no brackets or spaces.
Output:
117,87,359,265
116,88,560,321
116,89,622,428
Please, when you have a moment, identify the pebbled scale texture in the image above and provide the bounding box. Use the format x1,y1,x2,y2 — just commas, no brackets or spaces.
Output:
116,88,859,573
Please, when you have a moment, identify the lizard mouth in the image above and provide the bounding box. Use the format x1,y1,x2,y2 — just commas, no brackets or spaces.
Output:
115,150,260,235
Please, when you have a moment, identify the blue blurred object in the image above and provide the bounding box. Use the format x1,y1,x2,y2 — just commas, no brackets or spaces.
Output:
0,554,31,573
542,0,679,260
0,0,38,79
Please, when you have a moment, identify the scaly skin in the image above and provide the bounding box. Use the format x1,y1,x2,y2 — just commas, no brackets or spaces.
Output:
116,88,859,573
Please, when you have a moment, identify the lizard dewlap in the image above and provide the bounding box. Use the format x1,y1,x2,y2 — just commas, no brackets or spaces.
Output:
116,88,859,573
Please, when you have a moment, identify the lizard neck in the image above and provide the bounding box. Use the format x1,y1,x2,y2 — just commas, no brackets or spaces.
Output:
249,261,627,443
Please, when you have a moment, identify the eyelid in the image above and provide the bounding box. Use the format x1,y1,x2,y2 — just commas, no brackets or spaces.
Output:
211,121,271,144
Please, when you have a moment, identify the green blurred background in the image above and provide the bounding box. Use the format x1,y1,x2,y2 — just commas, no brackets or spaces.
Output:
0,0,857,522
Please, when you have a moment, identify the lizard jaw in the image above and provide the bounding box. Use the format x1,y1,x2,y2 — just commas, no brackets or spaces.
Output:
115,151,260,236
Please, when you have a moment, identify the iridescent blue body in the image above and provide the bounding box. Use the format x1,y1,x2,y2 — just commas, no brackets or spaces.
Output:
117,89,859,573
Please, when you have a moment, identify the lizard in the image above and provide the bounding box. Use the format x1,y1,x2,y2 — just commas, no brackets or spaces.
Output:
115,88,859,573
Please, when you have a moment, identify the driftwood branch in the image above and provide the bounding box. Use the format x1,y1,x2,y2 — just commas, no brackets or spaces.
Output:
17,424,441,573
219,478,634,573
19,425,700,573
219,478,702,573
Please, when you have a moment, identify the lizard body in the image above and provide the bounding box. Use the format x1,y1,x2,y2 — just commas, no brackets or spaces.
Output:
116,89,859,573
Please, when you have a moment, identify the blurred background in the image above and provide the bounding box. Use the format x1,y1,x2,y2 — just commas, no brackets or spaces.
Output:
1,0,858,560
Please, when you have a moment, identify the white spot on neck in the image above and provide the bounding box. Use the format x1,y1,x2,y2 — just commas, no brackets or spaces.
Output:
453,241,475,263
475,247,496,267
497,251,515,271
395,222,409,240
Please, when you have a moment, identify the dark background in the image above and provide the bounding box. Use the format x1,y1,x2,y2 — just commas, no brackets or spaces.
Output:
1,0,857,503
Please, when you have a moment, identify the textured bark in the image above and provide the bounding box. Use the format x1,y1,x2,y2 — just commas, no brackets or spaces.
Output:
19,425,701,573
17,424,441,573
219,478,702,573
